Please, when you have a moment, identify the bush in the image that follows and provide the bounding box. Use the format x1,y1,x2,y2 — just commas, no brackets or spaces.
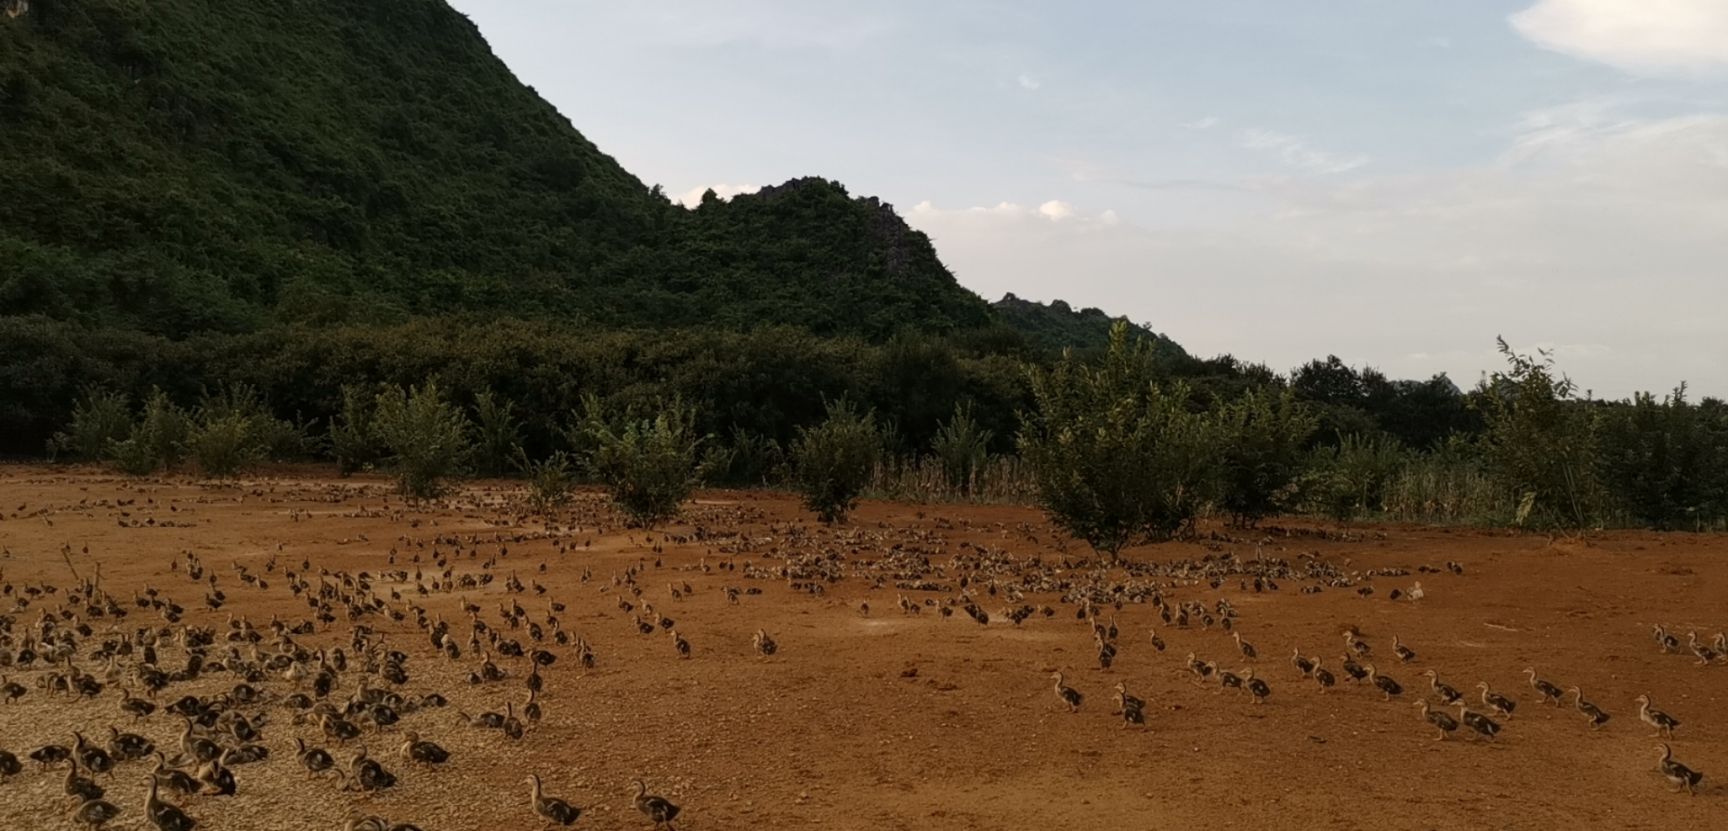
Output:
579,395,705,527
374,381,473,498
1595,385,1728,530
186,411,265,478
1019,323,1221,558
1300,433,1406,522
792,398,882,523
518,449,577,514
931,403,993,494
1473,339,1600,529
49,387,132,461
107,389,192,475
196,382,306,462
330,385,385,474
1215,388,1317,526
471,389,524,476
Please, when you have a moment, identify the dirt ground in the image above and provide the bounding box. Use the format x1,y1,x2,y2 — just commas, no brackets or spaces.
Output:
0,465,1721,831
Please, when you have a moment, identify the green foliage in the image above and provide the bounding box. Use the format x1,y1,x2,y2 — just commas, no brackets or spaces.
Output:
1473,339,1601,529
517,449,577,514
708,427,786,487
990,293,1186,359
1379,438,1510,525
931,403,994,494
185,411,266,478
579,395,705,527
471,389,524,476
373,381,472,498
792,398,882,523
49,387,132,461
1215,388,1317,526
1300,433,1408,522
1595,386,1728,530
329,385,384,475
1019,323,1222,557
196,382,306,461
108,388,192,475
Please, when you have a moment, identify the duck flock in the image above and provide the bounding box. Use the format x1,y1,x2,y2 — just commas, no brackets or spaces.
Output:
0,479,1721,831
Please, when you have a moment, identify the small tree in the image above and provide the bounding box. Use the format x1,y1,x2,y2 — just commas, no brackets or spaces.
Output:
1473,339,1600,529
1300,432,1406,522
471,389,524,476
330,384,385,475
1215,388,1317,526
108,388,192,475
49,387,132,461
185,411,265,478
579,395,705,527
792,398,882,523
517,449,577,514
1019,323,1221,559
931,403,993,494
374,381,472,498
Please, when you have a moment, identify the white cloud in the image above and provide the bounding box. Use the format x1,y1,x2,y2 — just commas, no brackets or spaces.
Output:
1017,73,1041,91
676,183,760,207
1181,116,1221,130
1236,128,1369,174
908,109,1728,397
1038,200,1074,220
1511,0,1728,75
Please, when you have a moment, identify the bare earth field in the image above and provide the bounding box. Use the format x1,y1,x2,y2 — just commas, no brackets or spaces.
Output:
0,465,1722,831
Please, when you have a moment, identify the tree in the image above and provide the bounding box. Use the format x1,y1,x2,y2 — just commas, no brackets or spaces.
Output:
931,403,993,494
1215,388,1317,526
792,398,881,523
579,395,705,527
374,381,472,498
1473,338,1599,529
1019,322,1222,559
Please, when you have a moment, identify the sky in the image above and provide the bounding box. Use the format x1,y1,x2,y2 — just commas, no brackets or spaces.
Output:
447,0,1728,398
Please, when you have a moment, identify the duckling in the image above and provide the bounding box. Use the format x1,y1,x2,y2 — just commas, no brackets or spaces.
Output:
108,727,154,762
1051,672,1083,712
1112,682,1145,714
399,731,448,767
71,796,121,830
1147,628,1165,652
1523,668,1563,706
1233,632,1256,660
1185,653,1214,683
1214,664,1243,693
151,753,199,796
295,738,336,779
670,630,691,659
1311,658,1335,693
65,759,106,802
1339,654,1369,683
1565,687,1609,730
145,775,197,831
0,674,24,703
0,748,20,779
523,688,542,725
1655,743,1703,795
633,779,681,829
1454,702,1501,741
1392,636,1416,663
1364,663,1402,701
347,748,396,793
459,708,506,730
196,754,236,797
1476,682,1517,719
527,774,581,826
1344,632,1370,657
1652,624,1679,653
752,630,777,658
1416,700,1458,741
1422,670,1462,705
1686,632,1719,666
1636,694,1680,737
1290,649,1314,677
1242,669,1271,705
74,732,116,776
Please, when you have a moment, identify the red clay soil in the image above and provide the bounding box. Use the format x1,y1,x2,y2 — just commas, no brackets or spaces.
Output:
0,465,1721,831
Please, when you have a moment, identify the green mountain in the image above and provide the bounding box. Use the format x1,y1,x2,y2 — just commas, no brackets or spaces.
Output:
0,0,1161,349
991,293,1185,358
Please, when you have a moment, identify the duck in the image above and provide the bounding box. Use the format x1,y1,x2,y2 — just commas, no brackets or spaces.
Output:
1310,658,1335,693
1652,624,1679,654
65,759,106,802
1290,649,1314,677
1566,687,1610,730
1185,653,1214,683
527,774,581,826
1636,694,1680,737
1147,628,1166,652
633,779,681,829
1422,670,1462,705
1416,700,1458,741
294,738,336,779
1364,663,1402,701
1476,683,1517,719
1339,654,1369,683
1523,668,1563,706
1051,672,1082,712
150,753,199,796
1242,669,1271,704
1392,636,1416,663
1655,743,1703,795
752,630,777,657
145,775,197,831
1454,702,1501,741
71,796,122,830
0,748,21,779
1112,682,1145,715
399,732,449,767
1233,632,1257,660
1686,632,1719,666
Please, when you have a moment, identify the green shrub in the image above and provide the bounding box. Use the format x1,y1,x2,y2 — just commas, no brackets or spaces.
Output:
49,387,132,461
107,389,192,475
1215,388,1317,526
1019,323,1221,558
330,384,385,474
931,403,993,494
579,395,705,527
1473,339,1601,529
1300,433,1406,522
196,382,307,462
186,411,265,478
518,449,577,513
792,398,882,523
374,381,473,498
471,389,524,476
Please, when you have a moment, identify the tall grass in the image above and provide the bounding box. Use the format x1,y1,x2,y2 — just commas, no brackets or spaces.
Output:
867,455,1038,505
